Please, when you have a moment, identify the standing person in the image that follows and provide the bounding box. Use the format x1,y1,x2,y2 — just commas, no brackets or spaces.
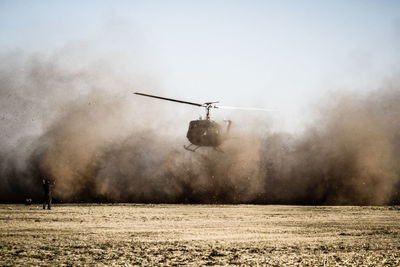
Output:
42,179,54,210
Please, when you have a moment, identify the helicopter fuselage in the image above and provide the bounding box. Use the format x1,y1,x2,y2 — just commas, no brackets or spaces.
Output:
186,119,223,147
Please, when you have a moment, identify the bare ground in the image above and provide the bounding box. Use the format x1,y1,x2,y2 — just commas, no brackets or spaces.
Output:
0,204,399,266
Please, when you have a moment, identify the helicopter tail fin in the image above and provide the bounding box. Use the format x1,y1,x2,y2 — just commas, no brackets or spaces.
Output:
224,120,232,135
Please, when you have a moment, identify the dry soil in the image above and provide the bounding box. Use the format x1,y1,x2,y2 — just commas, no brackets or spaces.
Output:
0,204,399,266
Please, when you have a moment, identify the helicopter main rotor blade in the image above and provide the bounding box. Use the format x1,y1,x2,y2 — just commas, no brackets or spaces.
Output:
216,105,276,111
134,92,273,111
134,92,203,107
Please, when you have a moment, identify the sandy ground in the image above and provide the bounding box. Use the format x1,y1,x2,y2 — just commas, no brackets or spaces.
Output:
0,204,399,266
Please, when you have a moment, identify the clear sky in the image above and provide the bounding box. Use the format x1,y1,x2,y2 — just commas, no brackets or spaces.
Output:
1,0,399,132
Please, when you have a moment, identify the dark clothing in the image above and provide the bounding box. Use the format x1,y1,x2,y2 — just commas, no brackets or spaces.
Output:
43,180,53,210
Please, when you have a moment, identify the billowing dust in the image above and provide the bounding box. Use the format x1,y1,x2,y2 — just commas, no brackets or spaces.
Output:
1,54,399,204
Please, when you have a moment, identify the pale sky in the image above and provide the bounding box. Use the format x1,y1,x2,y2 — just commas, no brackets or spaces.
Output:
1,0,399,132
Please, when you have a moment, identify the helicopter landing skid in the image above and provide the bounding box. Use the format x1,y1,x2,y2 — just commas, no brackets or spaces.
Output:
184,144,200,152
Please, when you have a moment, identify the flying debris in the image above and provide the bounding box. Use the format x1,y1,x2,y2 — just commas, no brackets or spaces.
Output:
134,92,272,151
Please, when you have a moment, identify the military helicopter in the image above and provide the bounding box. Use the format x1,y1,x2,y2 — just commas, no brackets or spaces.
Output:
134,92,270,152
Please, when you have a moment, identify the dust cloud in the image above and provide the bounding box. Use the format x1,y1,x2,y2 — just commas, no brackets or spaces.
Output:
1,53,399,205
260,90,400,205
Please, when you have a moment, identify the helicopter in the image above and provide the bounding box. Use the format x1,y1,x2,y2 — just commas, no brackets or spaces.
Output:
134,92,270,152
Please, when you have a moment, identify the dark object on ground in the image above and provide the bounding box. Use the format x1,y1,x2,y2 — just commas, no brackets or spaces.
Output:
42,179,54,210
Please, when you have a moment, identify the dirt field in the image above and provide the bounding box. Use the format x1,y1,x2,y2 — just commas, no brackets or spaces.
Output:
0,204,399,266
